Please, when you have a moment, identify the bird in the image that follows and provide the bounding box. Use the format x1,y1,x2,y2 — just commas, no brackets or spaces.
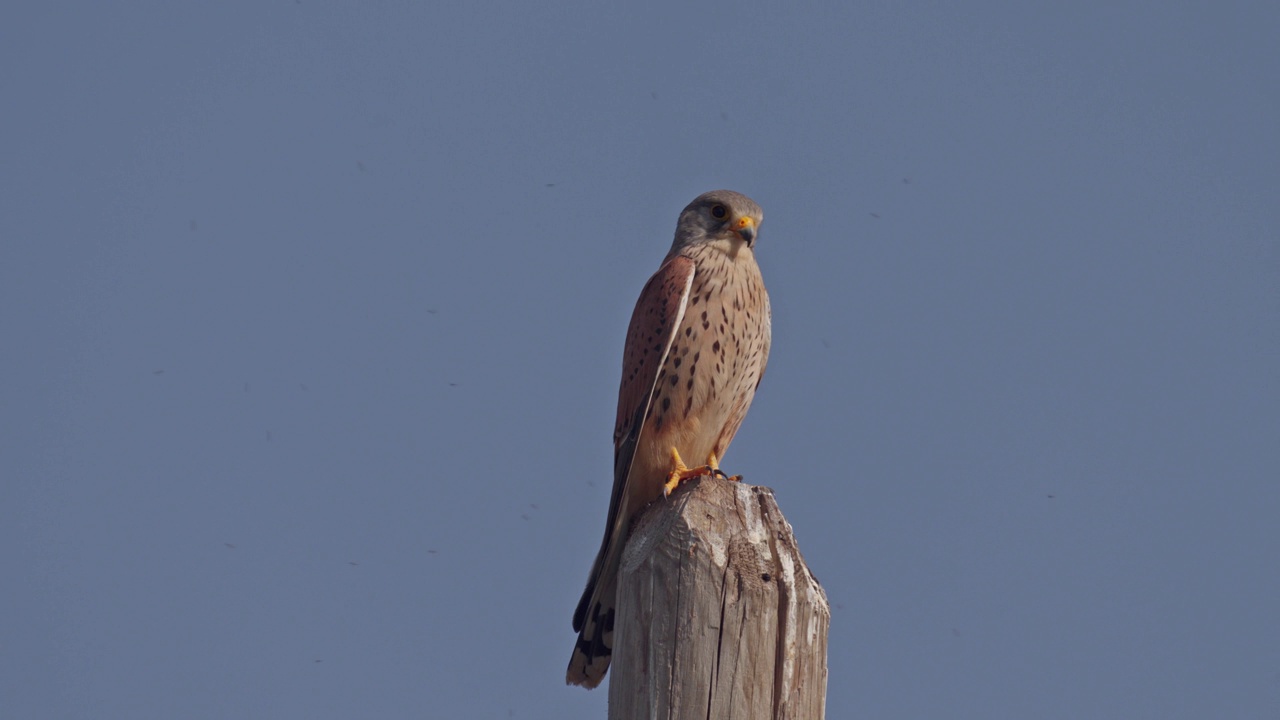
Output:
567,190,772,688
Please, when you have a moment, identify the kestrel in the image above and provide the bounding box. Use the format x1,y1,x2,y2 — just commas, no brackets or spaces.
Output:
567,190,772,688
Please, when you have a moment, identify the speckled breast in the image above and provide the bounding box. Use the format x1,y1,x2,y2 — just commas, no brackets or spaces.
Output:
645,245,770,463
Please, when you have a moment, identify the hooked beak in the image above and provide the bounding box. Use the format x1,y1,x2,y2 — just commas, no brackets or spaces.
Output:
735,216,756,245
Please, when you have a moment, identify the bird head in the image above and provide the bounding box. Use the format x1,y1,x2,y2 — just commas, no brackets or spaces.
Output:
671,190,764,252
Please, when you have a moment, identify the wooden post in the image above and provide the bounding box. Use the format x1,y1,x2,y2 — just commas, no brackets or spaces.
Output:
607,477,829,720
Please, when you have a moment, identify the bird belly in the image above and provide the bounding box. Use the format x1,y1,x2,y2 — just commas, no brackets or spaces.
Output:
630,261,766,498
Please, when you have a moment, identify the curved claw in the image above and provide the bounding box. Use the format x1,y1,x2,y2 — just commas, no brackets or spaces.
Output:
707,453,740,482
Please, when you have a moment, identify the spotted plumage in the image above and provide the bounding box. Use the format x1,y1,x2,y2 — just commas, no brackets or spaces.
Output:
567,190,772,689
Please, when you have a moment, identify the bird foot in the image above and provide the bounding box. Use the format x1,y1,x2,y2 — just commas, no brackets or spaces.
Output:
708,452,742,482
663,448,714,497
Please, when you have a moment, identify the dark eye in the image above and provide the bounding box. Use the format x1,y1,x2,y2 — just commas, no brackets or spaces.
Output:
711,205,727,219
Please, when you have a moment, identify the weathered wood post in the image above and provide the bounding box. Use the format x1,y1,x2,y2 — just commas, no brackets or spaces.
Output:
607,477,829,720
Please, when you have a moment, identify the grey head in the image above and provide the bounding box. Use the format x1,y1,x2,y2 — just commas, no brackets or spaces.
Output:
671,190,764,252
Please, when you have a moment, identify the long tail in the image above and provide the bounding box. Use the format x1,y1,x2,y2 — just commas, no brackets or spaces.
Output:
566,553,620,688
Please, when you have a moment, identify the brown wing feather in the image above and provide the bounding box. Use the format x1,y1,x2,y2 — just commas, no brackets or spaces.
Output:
613,255,697,448
572,254,694,631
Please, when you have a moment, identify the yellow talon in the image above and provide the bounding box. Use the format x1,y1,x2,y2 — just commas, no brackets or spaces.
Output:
707,452,742,482
663,447,714,497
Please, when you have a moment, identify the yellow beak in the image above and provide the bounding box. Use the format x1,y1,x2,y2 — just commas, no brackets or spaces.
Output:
735,216,756,243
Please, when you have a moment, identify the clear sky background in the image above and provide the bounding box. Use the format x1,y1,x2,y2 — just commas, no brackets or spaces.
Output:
3,2,1278,718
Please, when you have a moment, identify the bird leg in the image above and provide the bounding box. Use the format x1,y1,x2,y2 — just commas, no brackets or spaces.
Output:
663,448,715,497
707,452,742,483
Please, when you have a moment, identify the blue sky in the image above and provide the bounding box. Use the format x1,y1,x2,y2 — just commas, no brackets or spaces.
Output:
3,2,1278,718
